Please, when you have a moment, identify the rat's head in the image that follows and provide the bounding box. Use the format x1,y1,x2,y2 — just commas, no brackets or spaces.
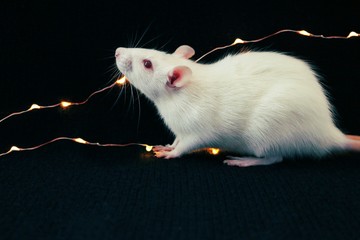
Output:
115,45,195,100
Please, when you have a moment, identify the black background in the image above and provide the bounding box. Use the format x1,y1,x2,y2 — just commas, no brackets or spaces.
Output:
0,0,360,239
1,0,359,148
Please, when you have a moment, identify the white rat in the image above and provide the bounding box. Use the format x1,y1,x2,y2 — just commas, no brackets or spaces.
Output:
115,45,360,167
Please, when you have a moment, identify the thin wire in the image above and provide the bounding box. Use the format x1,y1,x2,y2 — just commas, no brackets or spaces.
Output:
0,136,152,157
195,29,359,62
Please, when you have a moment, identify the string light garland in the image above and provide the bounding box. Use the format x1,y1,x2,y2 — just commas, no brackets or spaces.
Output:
195,29,359,62
0,137,153,157
1,29,359,158
0,76,127,123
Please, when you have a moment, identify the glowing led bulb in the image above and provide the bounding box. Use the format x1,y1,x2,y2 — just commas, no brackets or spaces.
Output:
233,38,245,44
208,148,220,155
116,76,127,85
348,31,359,38
145,145,153,152
29,104,41,110
298,30,311,36
61,101,72,108
74,138,88,144
10,146,20,151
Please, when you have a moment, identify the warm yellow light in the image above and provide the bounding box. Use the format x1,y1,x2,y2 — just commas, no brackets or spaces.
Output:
145,145,153,152
208,148,220,155
116,76,127,85
61,101,72,108
233,38,245,44
74,138,87,144
10,146,20,151
298,30,311,36
29,104,41,110
347,31,359,38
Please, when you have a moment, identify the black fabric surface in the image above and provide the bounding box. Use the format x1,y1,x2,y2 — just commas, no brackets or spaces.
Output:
1,0,360,239
1,146,360,240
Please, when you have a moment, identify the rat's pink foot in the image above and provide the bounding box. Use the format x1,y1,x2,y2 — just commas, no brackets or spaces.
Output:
152,145,174,152
223,156,282,167
154,150,179,159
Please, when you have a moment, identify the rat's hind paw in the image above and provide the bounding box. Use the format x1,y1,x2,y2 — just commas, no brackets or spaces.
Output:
223,156,282,167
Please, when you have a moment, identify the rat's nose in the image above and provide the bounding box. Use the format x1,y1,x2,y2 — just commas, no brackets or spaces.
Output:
115,49,121,58
115,48,124,58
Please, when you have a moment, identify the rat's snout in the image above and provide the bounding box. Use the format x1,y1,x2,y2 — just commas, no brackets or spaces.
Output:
115,47,132,72
115,47,129,59
115,47,124,59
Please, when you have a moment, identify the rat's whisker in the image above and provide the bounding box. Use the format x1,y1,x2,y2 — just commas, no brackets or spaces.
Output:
131,33,138,48
104,64,118,74
105,66,121,86
139,35,162,49
129,84,136,114
134,24,152,48
100,55,118,60
158,38,173,51
110,67,121,81
135,87,142,133
111,75,127,110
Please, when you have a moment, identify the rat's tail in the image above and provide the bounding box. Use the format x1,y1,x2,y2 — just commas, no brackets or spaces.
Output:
345,135,360,151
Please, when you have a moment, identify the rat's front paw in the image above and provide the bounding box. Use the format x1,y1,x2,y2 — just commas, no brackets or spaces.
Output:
152,144,174,152
154,150,179,159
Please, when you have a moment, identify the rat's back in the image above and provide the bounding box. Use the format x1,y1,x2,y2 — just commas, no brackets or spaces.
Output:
205,51,347,157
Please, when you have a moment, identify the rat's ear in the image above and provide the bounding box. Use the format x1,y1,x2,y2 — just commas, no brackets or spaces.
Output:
173,45,195,59
167,66,192,88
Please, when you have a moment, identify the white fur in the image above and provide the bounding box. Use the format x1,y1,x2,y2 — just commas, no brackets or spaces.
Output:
115,47,349,163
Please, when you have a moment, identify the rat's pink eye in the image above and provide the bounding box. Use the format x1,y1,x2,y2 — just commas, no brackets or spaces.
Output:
143,59,153,69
